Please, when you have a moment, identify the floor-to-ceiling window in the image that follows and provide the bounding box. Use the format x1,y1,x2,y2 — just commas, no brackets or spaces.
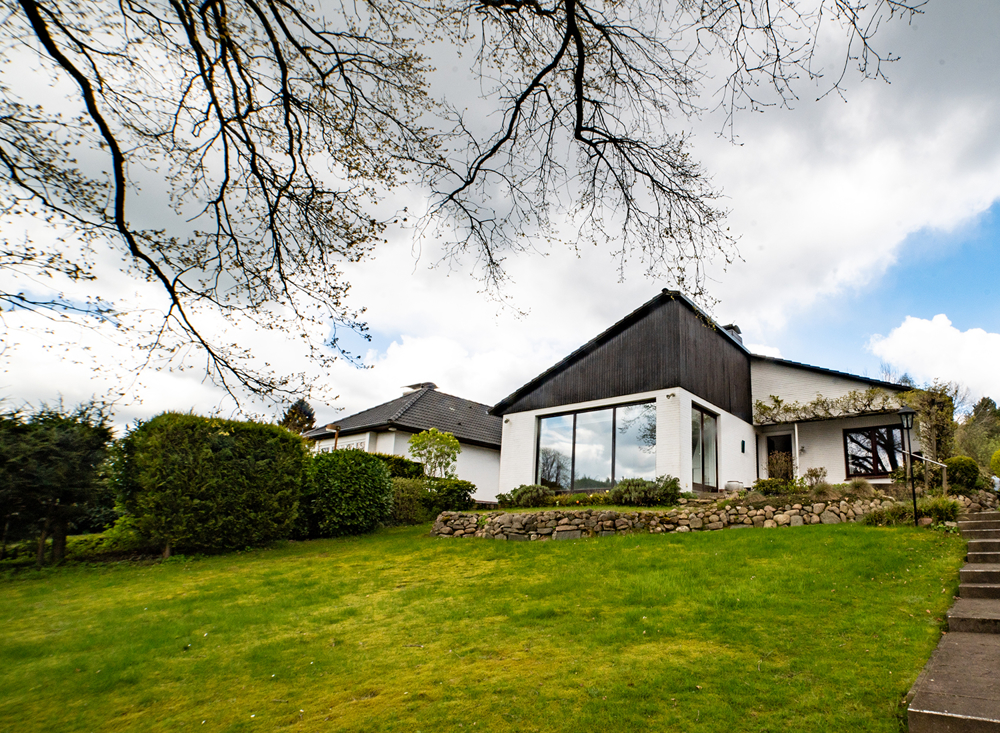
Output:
691,404,718,491
536,402,656,490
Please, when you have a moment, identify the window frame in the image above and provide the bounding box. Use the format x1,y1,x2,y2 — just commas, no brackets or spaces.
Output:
842,424,904,479
691,402,719,492
534,399,656,491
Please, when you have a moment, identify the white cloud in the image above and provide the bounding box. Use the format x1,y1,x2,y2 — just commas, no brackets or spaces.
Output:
746,343,782,359
869,315,1000,399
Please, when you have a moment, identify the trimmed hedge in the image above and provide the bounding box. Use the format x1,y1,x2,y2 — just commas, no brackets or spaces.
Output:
389,477,476,525
303,450,393,537
370,452,424,479
112,413,308,555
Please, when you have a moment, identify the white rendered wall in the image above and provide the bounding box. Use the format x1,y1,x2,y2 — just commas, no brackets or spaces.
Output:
756,414,921,484
752,360,881,405
496,387,757,493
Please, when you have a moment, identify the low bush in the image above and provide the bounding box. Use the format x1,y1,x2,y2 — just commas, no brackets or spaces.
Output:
846,477,876,499
552,491,612,507
303,450,393,537
498,484,555,508
424,478,476,515
992,448,1000,479
802,467,827,488
609,476,681,507
753,477,797,496
371,452,424,479
945,456,983,494
390,478,434,526
809,482,842,501
861,496,961,526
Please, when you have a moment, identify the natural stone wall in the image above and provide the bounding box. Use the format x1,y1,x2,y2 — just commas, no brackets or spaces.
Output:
432,491,998,541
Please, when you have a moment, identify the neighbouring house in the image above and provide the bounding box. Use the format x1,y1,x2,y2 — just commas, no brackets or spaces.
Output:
491,290,917,494
304,383,502,501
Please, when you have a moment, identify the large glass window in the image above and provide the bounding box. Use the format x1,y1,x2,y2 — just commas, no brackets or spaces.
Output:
844,426,903,477
536,402,656,490
692,405,718,491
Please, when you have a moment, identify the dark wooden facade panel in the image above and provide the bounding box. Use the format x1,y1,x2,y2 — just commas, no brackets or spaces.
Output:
497,294,753,422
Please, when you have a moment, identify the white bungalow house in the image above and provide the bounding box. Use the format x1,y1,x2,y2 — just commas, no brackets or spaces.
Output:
304,383,502,501
490,291,916,495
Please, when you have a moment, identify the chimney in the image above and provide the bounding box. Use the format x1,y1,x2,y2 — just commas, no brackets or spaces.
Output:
722,324,743,344
403,382,438,394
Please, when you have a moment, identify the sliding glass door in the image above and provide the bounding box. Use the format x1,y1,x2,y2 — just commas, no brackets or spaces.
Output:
691,405,718,491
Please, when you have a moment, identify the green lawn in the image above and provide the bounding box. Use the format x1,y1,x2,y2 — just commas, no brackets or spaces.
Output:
0,524,964,732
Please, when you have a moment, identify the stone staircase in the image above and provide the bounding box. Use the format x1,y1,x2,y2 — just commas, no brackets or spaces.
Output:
908,511,1000,732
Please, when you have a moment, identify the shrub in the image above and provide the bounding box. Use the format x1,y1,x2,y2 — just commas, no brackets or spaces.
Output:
803,467,827,488
552,491,611,507
753,477,796,496
767,451,794,481
609,476,681,507
945,456,982,494
846,478,875,499
500,484,554,508
992,448,1000,478
861,496,960,526
303,449,393,537
921,496,961,523
390,478,434,526
424,478,476,515
809,482,842,501
370,452,424,479
113,413,307,556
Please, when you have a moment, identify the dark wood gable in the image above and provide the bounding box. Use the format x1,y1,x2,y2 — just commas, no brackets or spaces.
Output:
491,291,753,422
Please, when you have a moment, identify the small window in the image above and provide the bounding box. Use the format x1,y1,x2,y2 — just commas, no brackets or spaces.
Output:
844,426,903,478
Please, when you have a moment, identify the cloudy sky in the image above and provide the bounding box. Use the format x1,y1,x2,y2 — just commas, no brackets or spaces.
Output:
3,1,1000,430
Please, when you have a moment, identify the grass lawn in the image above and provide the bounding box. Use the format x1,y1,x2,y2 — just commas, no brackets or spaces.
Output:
0,523,964,732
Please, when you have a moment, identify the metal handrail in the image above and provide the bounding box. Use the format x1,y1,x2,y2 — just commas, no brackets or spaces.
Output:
901,450,948,494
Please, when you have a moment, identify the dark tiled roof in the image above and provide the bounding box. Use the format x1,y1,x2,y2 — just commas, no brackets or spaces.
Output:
304,388,501,449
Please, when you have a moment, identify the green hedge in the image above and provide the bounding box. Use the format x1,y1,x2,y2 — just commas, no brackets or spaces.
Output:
389,477,476,525
370,452,424,479
303,450,393,537
112,413,308,555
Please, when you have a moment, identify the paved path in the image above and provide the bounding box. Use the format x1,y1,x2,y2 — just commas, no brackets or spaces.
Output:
908,512,1000,732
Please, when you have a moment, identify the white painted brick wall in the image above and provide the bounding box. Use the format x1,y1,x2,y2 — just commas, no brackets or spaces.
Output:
752,360,880,405
497,387,757,493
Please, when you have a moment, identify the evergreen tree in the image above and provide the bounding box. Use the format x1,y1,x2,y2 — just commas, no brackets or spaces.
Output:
279,399,316,435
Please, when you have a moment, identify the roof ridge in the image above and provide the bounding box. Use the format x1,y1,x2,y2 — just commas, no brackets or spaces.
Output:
390,387,432,422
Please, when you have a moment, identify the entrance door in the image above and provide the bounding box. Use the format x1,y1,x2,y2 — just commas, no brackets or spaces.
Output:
766,434,794,480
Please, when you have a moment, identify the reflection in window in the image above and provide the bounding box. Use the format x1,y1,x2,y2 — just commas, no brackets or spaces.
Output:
537,414,573,490
536,402,656,490
574,409,613,489
845,426,903,477
616,403,656,480
692,405,717,490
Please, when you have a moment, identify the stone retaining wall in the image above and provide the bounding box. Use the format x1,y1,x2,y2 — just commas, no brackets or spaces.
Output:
432,491,998,541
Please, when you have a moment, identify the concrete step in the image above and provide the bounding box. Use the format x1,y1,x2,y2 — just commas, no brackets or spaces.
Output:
949,598,1000,634
962,566,1000,585
970,540,1000,553
964,530,1000,540
961,512,1000,521
968,553,1000,565
961,584,1000,600
962,521,1000,532
908,632,1000,733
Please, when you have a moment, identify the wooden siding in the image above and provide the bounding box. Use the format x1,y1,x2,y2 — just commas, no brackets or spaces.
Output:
496,294,753,422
